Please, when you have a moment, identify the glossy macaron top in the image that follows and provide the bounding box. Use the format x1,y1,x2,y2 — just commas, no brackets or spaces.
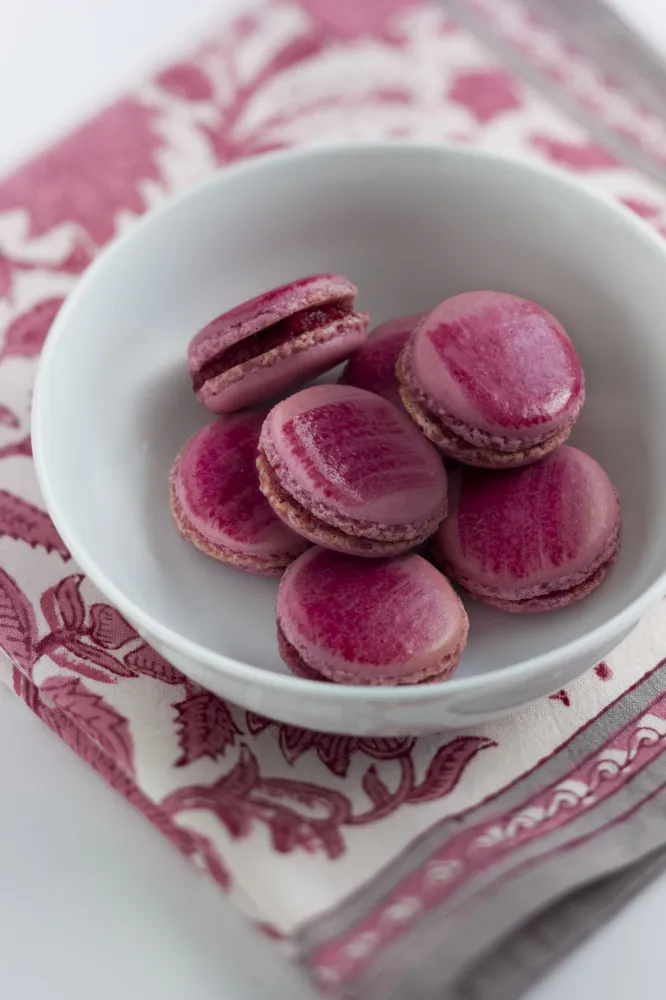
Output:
338,313,425,411
277,548,468,684
436,446,620,599
402,291,584,444
171,411,309,560
260,383,447,528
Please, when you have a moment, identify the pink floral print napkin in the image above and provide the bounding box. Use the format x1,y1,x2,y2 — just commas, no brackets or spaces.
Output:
2,2,666,998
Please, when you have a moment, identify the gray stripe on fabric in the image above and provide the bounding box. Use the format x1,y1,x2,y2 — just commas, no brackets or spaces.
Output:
447,846,666,1000
439,0,666,188
349,767,666,999
296,657,666,954
522,0,666,124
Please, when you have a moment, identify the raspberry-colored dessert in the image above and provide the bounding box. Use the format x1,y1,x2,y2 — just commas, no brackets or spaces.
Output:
397,291,585,467
338,313,424,413
277,547,469,684
188,274,369,413
170,411,309,575
433,446,620,612
257,384,448,557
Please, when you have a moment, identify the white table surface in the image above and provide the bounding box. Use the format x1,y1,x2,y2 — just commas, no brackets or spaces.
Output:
1,1,665,997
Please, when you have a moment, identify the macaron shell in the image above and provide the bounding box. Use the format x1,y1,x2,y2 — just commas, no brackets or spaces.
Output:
338,312,425,411
256,448,428,556
404,291,584,445
398,378,576,469
188,273,357,372
197,312,368,413
260,384,448,529
436,446,620,601
170,411,309,570
277,548,469,684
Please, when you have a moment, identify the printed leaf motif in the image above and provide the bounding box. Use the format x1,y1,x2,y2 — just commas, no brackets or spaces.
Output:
299,0,418,39
45,642,118,684
0,566,37,671
0,404,18,427
90,603,137,649
530,136,619,171
549,689,571,707
362,765,393,808
174,690,241,766
245,711,271,736
0,435,32,460
41,676,135,772
407,737,496,803
156,64,214,101
0,298,64,361
0,490,70,559
0,99,162,244
124,642,184,684
52,575,86,630
448,69,522,124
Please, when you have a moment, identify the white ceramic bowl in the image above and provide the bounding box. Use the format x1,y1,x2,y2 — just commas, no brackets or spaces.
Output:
33,142,666,735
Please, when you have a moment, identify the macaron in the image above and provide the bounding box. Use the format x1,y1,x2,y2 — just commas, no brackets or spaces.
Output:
277,547,469,685
338,313,425,412
257,384,448,557
433,446,620,612
188,274,369,413
397,291,585,468
170,410,309,575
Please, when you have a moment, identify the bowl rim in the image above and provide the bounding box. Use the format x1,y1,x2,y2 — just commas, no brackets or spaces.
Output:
32,139,666,703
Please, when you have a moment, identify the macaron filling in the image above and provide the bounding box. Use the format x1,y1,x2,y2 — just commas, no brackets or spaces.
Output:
192,300,354,391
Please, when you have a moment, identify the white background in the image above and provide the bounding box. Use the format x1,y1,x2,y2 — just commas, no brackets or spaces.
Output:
1,1,666,997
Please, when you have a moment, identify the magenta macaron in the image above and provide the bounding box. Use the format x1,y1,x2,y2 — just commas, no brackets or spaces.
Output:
433,446,620,612
338,313,424,412
188,274,369,413
170,410,309,576
277,547,469,685
397,291,585,468
257,383,448,557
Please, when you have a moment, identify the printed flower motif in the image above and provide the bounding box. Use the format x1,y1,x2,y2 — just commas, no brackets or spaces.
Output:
298,0,418,40
530,135,619,170
0,239,91,302
448,69,523,124
0,99,162,244
246,712,414,777
174,688,241,766
155,63,214,102
549,689,571,707
0,298,64,362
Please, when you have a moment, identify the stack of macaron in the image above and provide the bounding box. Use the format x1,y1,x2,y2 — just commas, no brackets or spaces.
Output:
170,275,621,686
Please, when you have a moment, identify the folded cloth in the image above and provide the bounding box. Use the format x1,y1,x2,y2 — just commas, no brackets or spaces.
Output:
1,1,666,998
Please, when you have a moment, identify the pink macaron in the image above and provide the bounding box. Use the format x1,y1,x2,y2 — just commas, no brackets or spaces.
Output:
188,274,369,413
338,313,425,412
170,410,310,576
277,547,469,685
397,291,585,468
257,384,448,557
433,446,620,612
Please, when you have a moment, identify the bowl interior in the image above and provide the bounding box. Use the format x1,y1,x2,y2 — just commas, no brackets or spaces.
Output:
36,145,666,684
